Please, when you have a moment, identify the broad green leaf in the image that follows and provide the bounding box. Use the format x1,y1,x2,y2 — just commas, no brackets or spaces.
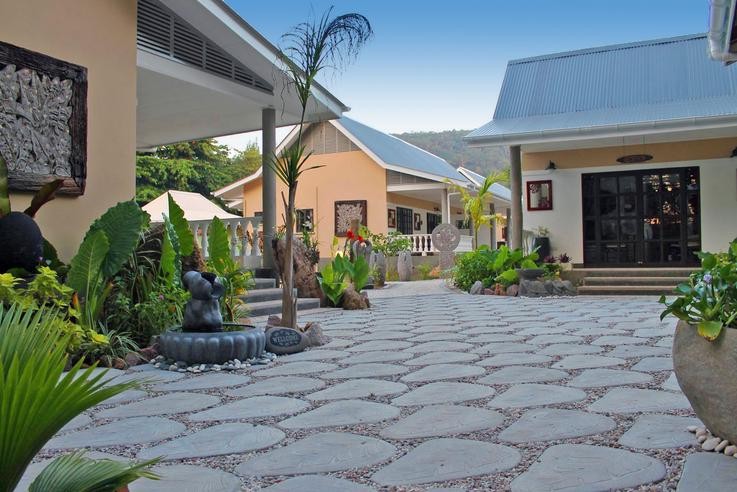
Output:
23,179,64,218
167,193,194,256
86,201,149,278
697,320,723,341
701,253,717,270
67,229,109,303
160,218,181,286
351,255,370,292
207,217,231,275
0,156,9,217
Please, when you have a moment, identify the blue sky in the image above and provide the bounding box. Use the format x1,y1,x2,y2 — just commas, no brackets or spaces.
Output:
218,0,707,151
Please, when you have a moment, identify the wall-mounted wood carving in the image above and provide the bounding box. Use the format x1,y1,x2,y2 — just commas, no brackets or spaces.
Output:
334,200,367,237
0,41,87,195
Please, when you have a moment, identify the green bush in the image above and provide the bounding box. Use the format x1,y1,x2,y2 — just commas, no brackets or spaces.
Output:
452,245,539,290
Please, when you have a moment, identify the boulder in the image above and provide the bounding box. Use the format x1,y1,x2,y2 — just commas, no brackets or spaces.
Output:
550,280,577,296
506,284,520,297
124,352,145,367
397,251,413,281
469,281,484,295
370,251,387,287
519,279,549,297
272,237,323,300
304,322,328,347
342,285,370,310
139,344,159,362
264,318,328,355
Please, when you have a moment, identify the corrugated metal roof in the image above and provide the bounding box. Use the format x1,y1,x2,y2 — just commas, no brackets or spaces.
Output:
467,34,737,142
457,167,512,201
338,117,469,182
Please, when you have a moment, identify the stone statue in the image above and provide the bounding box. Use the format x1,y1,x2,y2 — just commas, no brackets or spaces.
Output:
431,223,461,271
182,271,225,332
397,251,413,281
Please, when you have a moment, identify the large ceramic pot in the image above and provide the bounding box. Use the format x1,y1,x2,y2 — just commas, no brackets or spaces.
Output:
159,324,265,364
532,237,550,259
673,320,737,443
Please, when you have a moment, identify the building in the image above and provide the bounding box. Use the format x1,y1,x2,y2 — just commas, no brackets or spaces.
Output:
142,190,240,222
467,34,737,268
1,0,345,260
215,117,511,256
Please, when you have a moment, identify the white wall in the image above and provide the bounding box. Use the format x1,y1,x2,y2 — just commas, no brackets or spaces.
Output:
523,158,737,263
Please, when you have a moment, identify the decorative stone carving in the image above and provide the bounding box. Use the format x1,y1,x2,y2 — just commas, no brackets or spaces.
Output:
335,200,367,237
182,271,225,333
397,251,413,281
370,251,387,286
431,224,461,271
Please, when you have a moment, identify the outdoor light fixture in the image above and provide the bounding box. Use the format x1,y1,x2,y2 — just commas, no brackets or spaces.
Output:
616,154,653,164
546,161,557,170
730,146,737,157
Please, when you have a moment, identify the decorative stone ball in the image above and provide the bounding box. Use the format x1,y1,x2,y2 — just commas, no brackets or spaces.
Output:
0,212,43,273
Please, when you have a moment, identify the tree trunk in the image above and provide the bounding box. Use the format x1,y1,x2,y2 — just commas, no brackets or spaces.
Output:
281,186,297,328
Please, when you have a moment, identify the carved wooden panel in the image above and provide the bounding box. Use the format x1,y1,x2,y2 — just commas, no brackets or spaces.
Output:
334,200,367,237
0,41,87,195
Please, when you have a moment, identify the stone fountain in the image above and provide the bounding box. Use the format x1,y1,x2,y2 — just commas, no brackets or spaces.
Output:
159,271,266,364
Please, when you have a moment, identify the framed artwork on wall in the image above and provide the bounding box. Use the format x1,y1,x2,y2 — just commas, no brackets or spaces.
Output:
0,41,88,195
527,180,553,211
413,212,423,231
335,200,367,236
387,208,396,228
296,208,314,232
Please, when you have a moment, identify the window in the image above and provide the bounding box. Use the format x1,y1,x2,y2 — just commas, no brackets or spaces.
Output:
296,209,314,232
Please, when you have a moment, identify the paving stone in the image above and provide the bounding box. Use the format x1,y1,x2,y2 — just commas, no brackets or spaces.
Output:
572,327,626,336
392,382,495,406
619,414,701,449
633,327,674,338
322,363,409,379
461,326,515,335
607,345,671,358
631,357,673,372
279,349,351,361
100,389,148,406
552,355,626,370
527,334,584,345
539,343,604,356
355,331,414,341
568,368,652,388
109,370,185,385
676,453,737,491
411,324,460,333
404,351,479,366
346,340,414,352
138,423,285,460
472,342,539,355
130,464,241,492
152,373,251,391
499,408,616,443
251,361,337,377
226,376,325,397
371,438,520,486
517,326,569,336
380,405,505,439
593,335,647,346
511,444,666,491
189,396,310,421
96,392,220,419
236,432,395,476
46,417,185,449
588,388,691,413
478,366,568,385
307,379,407,401
279,399,399,429
655,336,674,347
662,372,681,392
320,339,354,349
341,350,414,364
408,332,467,342
400,363,485,383
60,413,92,433
17,452,126,491
404,341,474,353
476,353,553,367
260,475,374,492
467,333,524,343
488,384,586,409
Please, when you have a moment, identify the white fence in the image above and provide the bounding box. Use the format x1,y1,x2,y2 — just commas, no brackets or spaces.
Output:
188,217,263,268
401,234,474,255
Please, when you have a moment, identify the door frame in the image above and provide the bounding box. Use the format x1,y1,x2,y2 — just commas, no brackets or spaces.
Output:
396,206,413,235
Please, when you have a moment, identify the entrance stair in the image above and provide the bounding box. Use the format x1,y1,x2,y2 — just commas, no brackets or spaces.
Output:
575,267,695,296
241,269,321,318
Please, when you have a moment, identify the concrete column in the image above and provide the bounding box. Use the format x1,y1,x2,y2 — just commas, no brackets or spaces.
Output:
440,188,449,223
261,107,277,270
505,207,511,246
509,145,523,249
490,202,497,250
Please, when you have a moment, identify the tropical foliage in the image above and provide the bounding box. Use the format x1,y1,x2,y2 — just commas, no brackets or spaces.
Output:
448,169,509,248
660,238,737,341
452,245,539,291
206,217,252,322
360,228,412,257
317,234,371,307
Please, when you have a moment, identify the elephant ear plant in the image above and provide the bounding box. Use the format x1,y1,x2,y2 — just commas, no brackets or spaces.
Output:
269,8,372,328
660,238,737,340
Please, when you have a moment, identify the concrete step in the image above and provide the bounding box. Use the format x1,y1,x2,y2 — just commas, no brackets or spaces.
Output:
574,267,696,278
247,298,321,318
251,277,276,290
584,276,689,287
577,285,677,296
241,287,282,303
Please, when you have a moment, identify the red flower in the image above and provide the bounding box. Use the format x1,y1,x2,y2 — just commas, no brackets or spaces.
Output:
357,235,364,242
346,230,355,239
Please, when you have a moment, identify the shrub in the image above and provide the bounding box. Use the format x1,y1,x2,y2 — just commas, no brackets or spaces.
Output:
453,247,497,291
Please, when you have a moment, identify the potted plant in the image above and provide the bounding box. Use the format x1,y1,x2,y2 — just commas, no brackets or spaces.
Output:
532,226,551,261
558,252,572,271
660,238,737,444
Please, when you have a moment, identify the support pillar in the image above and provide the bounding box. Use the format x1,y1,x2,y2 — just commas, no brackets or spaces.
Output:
440,188,450,223
490,202,497,250
261,107,277,270
509,145,523,249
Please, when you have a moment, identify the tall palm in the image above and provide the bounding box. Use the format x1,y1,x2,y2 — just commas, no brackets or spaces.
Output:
451,169,510,249
270,8,372,328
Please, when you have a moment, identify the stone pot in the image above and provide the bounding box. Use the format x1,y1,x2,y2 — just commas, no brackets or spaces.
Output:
532,236,551,259
159,324,265,364
516,268,544,280
673,320,737,443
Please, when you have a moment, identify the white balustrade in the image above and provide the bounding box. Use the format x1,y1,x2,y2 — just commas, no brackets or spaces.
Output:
400,233,474,255
188,216,263,268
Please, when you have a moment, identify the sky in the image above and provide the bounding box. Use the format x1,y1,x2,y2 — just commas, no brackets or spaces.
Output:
216,0,707,152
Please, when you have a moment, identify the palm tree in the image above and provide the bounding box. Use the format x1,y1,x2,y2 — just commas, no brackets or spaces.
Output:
450,169,510,249
270,8,372,328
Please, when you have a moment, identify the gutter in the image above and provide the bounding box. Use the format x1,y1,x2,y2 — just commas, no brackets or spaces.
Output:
708,0,737,63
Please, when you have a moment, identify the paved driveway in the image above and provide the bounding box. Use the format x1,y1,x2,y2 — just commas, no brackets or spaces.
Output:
24,293,736,491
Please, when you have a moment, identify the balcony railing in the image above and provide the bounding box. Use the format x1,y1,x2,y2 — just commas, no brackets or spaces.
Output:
400,233,474,255
189,216,263,268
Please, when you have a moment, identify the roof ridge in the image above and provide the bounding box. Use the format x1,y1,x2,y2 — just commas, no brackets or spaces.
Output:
509,33,706,65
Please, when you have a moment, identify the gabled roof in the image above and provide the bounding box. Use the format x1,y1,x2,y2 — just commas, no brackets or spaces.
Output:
466,34,737,146
457,167,512,202
143,190,240,222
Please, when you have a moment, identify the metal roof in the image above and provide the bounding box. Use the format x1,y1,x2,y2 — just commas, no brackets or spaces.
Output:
338,117,469,182
467,34,737,144
143,190,240,222
457,167,512,202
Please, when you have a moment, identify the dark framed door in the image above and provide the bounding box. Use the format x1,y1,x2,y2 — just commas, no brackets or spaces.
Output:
582,167,700,267
427,213,442,233
396,206,413,235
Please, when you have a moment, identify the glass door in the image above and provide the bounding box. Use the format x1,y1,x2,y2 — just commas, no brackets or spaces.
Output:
396,207,413,235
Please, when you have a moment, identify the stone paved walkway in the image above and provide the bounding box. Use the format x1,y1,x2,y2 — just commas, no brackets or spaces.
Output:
22,293,737,491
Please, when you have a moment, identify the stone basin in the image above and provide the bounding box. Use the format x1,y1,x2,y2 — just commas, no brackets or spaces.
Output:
159,324,266,364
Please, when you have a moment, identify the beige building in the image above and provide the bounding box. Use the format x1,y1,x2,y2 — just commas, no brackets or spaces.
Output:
215,117,511,257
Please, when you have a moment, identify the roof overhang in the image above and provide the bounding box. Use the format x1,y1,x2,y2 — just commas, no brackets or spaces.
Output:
213,166,263,200
709,0,737,64
136,0,348,149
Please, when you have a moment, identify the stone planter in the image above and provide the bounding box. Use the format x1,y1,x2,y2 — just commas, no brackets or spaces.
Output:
532,237,551,259
560,262,573,272
673,320,737,443
516,268,544,280
397,251,413,282
159,324,265,364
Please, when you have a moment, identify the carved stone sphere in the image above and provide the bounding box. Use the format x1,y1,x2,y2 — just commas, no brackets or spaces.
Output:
0,212,43,273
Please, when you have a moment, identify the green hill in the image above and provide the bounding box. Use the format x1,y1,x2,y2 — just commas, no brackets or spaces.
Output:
393,129,509,177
